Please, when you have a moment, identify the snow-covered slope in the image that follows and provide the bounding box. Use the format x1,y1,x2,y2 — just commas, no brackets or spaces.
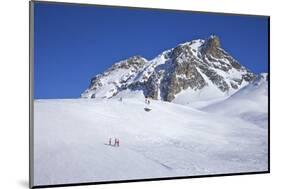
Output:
203,73,268,116
203,73,268,126
81,35,255,104
34,96,268,186
81,56,148,99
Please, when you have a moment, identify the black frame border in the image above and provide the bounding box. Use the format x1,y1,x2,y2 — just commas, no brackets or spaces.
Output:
29,1,270,188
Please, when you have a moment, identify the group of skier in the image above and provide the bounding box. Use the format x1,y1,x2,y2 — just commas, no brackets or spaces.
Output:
106,96,154,147
108,137,120,147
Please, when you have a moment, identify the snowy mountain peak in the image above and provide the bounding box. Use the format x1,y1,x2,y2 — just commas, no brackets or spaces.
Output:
81,35,257,103
205,35,221,47
112,55,147,69
200,35,222,58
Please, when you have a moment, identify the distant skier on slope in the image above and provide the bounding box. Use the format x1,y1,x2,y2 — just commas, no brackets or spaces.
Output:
144,96,152,112
116,138,120,147
114,138,120,147
109,138,112,145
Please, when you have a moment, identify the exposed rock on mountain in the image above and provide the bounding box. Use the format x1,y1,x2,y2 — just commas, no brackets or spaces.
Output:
81,35,256,103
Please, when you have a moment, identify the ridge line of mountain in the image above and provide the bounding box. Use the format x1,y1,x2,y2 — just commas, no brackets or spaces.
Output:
81,35,261,104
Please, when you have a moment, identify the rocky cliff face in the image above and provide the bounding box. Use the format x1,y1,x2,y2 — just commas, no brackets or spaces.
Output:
81,35,256,102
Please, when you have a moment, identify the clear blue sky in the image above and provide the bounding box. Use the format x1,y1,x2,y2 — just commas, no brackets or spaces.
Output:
34,2,269,99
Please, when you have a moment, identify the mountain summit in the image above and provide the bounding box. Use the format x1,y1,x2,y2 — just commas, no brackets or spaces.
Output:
81,35,256,104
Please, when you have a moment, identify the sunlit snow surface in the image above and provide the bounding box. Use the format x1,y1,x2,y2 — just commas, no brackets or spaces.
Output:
34,78,268,186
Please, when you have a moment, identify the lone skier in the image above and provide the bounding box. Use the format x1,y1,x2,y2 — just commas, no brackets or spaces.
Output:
144,96,152,112
114,138,120,147
116,138,120,147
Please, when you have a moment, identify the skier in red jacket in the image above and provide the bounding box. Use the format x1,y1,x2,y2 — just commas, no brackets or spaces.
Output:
116,138,120,147
114,138,120,147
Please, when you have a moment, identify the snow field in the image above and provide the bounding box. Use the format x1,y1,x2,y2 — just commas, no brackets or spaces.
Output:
34,94,268,185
